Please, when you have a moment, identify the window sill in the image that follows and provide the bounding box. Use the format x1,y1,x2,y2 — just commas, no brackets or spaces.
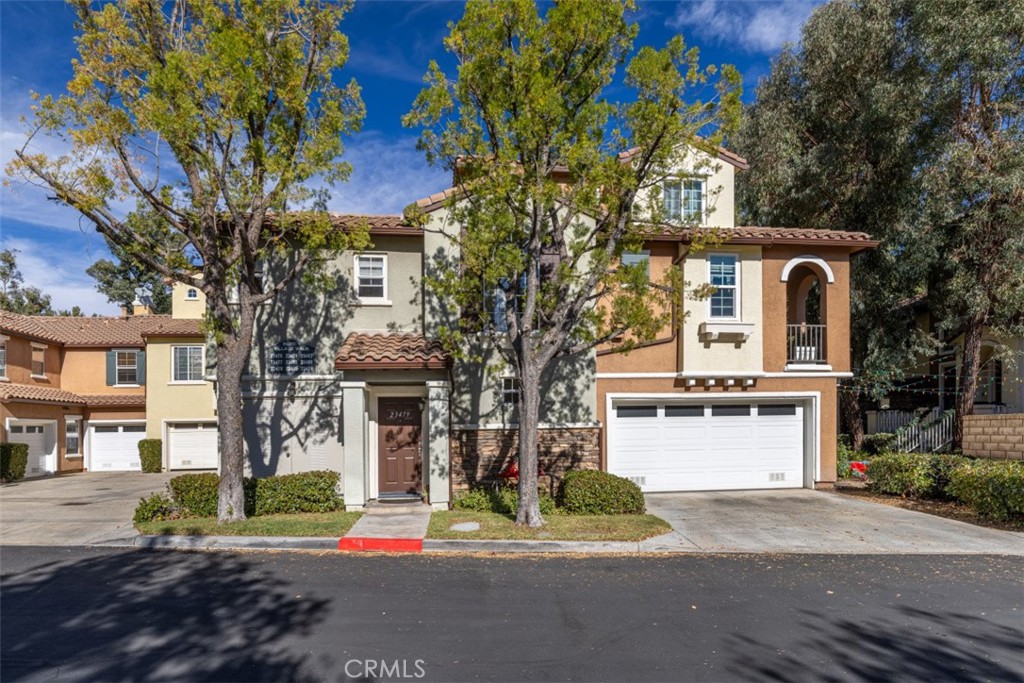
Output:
0,376,9,383
168,381,207,386
65,454,83,460
356,299,393,307
30,374,48,380
114,384,142,388
698,321,754,342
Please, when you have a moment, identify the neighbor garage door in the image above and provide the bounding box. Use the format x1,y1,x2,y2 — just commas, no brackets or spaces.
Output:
8,423,55,477
608,400,805,492
168,423,219,470
90,424,147,471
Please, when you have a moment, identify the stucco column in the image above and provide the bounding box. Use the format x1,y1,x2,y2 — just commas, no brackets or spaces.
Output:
426,380,451,510
340,382,368,510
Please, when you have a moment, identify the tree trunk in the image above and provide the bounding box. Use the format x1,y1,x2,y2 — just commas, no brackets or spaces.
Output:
953,317,985,449
515,363,544,528
839,388,866,451
215,293,257,523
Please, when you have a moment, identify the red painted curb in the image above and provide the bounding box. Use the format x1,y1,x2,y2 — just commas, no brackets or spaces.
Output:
338,537,423,553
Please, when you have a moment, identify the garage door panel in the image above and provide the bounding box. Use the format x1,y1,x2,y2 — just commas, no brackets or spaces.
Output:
610,399,805,493
169,424,219,470
91,425,145,471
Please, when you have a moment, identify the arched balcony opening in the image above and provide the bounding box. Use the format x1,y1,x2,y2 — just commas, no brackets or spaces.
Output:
782,257,832,366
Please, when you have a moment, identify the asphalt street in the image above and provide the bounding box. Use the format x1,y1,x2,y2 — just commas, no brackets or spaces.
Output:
1,547,1021,683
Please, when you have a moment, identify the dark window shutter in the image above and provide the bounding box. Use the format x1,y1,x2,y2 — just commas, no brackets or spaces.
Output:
136,351,146,386
105,352,116,386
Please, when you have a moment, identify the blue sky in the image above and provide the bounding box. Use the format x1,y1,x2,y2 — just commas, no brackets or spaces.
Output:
0,0,821,315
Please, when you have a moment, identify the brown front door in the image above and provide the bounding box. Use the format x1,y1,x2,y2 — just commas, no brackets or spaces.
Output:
378,397,423,495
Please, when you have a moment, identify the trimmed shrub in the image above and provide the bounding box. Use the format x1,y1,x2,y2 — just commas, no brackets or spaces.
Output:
453,484,557,516
559,470,645,515
133,492,179,523
947,460,1024,520
168,472,220,517
862,432,897,455
868,452,970,499
0,442,29,482
247,470,342,515
138,439,163,473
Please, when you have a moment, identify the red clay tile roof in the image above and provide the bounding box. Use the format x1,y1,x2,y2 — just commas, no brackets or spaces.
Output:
644,226,879,251
1,312,203,347
0,383,87,405
80,394,147,407
335,333,448,370
328,214,422,236
415,187,467,214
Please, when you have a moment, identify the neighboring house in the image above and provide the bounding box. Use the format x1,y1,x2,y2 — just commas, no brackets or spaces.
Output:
144,282,216,471
236,143,876,508
0,308,201,477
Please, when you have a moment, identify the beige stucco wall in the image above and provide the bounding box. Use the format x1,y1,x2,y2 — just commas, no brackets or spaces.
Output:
145,336,216,439
680,245,764,374
632,147,736,229
171,281,206,320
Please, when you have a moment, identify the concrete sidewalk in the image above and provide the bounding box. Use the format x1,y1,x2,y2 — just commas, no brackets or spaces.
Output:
338,509,432,552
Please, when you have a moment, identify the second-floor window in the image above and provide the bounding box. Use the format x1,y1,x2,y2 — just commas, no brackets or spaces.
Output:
502,376,520,405
664,179,705,222
709,254,739,319
186,288,199,300
355,254,387,302
31,344,45,377
0,339,6,378
116,351,139,385
173,346,204,382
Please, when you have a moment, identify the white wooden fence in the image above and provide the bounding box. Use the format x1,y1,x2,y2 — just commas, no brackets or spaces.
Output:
893,409,956,453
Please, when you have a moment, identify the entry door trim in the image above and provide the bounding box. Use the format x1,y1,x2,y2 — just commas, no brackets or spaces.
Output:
376,396,424,495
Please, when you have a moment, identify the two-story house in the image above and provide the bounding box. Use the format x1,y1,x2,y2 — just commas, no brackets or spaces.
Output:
0,309,202,476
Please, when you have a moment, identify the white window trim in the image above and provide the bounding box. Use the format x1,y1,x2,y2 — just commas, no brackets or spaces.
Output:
65,416,82,457
30,343,46,379
501,376,520,405
663,179,682,222
0,336,7,380
707,252,741,321
170,345,206,384
114,348,141,387
185,288,199,300
354,253,391,305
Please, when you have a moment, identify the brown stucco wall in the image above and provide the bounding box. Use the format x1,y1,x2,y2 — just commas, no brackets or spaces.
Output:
761,246,851,373
962,414,1024,460
2,336,62,386
62,348,146,397
450,427,601,493
0,401,86,473
596,376,840,485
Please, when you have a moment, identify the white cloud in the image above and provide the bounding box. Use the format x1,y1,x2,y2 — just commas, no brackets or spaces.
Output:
1,235,120,316
324,131,449,214
668,0,821,54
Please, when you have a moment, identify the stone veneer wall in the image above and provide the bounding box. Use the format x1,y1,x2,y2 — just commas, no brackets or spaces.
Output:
962,414,1024,460
450,427,601,493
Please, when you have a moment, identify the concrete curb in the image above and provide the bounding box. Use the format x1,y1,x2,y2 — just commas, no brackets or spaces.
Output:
422,539,642,553
133,535,339,551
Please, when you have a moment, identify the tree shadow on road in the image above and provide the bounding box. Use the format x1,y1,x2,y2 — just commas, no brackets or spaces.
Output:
1,549,329,682
725,604,1023,682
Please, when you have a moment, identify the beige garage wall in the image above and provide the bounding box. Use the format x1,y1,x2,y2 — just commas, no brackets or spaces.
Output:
145,337,216,439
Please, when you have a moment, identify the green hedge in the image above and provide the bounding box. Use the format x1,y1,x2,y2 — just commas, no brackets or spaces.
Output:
453,484,557,516
861,432,897,455
143,470,344,521
947,460,1024,520
138,439,163,473
133,492,178,524
0,443,29,482
558,470,645,515
867,453,968,499
246,471,343,515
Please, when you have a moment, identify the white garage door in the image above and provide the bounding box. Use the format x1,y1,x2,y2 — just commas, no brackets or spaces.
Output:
90,424,146,471
168,423,219,470
8,423,55,477
609,401,805,492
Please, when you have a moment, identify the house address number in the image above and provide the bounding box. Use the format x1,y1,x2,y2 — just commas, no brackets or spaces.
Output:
268,339,315,375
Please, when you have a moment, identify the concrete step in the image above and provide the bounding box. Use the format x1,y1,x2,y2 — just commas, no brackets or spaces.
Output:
363,500,432,516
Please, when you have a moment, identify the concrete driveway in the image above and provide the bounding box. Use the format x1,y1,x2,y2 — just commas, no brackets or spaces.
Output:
642,489,1024,554
0,472,176,546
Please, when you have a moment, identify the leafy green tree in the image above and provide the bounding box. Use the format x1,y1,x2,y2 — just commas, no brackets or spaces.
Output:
7,0,366,521
87,251,172,315
0,248,56,315
405,0,741,526
735,0,1023,448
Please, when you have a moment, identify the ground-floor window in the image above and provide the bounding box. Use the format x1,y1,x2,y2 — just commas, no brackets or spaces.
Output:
65,419,81,456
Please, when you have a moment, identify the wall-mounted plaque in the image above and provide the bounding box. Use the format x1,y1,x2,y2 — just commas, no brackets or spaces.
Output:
268,339,315,375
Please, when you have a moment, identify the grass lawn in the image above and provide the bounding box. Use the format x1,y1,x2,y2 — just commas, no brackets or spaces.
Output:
428,511,672,541
137,510,362,537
